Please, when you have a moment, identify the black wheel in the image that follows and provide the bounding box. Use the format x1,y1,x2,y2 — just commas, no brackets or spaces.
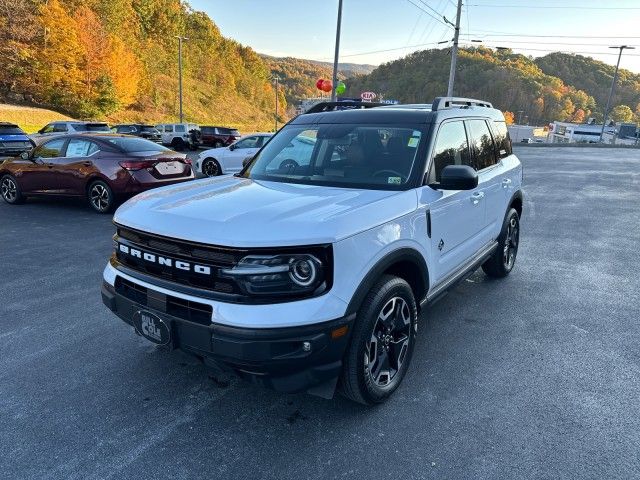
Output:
171,138,185,151
482,208,520,278
1,174,25,204
340,275,418,405
87,180,115,214
202,158,221,177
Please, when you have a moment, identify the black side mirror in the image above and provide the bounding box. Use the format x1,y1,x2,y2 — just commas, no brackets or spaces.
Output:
439,165,478,190
229,144,236,151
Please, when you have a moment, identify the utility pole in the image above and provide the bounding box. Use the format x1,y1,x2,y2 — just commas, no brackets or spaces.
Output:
176,36,189,123
273,75,281,131
600,45,635,143
331,0,343,102
446,0,463,97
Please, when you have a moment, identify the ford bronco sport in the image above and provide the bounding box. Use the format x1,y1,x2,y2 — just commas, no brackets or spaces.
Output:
101,97,523,405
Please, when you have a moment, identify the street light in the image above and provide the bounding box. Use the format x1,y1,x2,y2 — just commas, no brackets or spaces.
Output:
599,45,635,143
175,36,189,123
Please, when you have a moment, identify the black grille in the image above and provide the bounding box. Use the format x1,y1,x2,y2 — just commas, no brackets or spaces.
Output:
115,277,212,326
115,226,243,295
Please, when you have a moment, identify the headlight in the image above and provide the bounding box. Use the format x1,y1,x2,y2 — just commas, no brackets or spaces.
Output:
221,253,326,297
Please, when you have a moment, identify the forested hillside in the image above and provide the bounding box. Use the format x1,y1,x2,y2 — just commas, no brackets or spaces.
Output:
535,53,640,123
0,0,285,131
345,47,640,125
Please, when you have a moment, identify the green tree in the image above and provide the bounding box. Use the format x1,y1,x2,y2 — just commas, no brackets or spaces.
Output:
610,105,634,123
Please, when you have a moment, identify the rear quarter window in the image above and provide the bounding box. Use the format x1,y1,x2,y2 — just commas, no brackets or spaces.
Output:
0,125,24,134
492,121,512,158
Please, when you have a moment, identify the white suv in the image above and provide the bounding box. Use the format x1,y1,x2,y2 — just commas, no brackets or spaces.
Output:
102,97,523,405
156,123,200,151
195,133,273,177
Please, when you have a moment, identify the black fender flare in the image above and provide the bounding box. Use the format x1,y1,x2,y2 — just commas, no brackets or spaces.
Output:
345,247,430,316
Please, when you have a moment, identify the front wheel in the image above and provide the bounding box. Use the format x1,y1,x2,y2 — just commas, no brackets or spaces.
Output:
482,208,520,278
1,174,25,204
202,158,221,177
87,180,115,214
340,275,417,405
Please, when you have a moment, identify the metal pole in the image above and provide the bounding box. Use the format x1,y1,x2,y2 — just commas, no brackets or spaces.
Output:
178,37,183,123
331,0,343,102
599,46,634,142
274,76,279,131
446,0,463,96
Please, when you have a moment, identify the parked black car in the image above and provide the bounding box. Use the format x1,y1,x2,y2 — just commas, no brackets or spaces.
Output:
0,123,35,157
113,124,162,142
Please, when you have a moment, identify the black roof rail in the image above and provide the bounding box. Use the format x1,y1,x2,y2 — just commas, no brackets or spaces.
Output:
304,101,387,114
432,97,493,111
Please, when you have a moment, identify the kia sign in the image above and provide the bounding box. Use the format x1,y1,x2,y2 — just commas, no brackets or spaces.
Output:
360,91,377,102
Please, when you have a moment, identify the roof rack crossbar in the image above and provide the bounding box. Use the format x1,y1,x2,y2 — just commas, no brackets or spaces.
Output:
432,97,493,111
304,101,387,114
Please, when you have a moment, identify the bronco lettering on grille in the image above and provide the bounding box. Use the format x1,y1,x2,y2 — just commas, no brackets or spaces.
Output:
118,244,212,275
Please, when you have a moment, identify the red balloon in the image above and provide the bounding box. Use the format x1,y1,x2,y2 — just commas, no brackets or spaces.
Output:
321,80,333,92
316,78,325,90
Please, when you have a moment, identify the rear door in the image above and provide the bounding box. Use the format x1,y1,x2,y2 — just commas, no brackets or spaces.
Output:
49,138,101,194
418,120,487,283
466,118,504,241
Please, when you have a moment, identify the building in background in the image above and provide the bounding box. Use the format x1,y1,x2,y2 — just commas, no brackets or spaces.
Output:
601,123,639,145
547,121,615,143
508,124,547,143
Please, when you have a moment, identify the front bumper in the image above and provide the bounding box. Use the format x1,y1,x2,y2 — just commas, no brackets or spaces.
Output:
101,280,354,395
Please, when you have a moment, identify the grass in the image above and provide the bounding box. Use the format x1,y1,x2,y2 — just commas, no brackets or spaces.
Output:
0,104,74,133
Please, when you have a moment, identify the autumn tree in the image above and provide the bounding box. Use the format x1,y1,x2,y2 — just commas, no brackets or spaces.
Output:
610,105,634,123
503,111,515,125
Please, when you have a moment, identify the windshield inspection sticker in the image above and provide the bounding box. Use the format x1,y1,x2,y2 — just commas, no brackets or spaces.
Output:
407,137,419,148
388,177,402,184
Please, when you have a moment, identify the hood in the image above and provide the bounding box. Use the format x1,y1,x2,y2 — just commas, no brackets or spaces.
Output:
114,176,417,247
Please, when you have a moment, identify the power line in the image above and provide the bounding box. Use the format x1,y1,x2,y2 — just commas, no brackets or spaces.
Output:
468,3,640,9
335,41,445,59
405,0,452,29
464,43,640,57
471,32,640,39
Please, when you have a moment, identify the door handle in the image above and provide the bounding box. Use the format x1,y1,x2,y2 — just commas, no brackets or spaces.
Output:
502,178,512,188
47,163,54,168
471,192,484,205
83,161,92,167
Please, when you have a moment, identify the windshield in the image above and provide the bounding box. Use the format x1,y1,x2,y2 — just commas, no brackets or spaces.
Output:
73,123,110,132
0,125,24,134
242,124,424,190
106,137,170,153
141,126,159,133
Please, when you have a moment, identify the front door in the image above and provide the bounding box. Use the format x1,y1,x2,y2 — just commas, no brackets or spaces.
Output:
21,138,68,194
418,120,487,284
47,138,100,194
223,135,263,173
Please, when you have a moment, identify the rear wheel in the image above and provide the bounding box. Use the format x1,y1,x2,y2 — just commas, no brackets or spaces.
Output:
482,208,520,278
202,158,221,177
87,180,115,214
340,275,417,405
1,174,25,204
171,138,185,151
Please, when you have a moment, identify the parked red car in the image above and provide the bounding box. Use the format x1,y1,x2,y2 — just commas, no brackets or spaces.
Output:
0,134,194,213
200,126,241,148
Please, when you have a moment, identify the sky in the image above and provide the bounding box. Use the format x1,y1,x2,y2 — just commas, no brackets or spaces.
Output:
187,0,640,74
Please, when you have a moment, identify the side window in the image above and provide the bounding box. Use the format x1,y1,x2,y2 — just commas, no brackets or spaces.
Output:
467,119,497,170
175,125,185,133
53,123,68,133
87,142,100,155
155,125,164,133
165,125,174,133
429,121,472,183
66,139,97,157
234,137,259,149
492,121,512,159
41,124,55,134
35,138,66,158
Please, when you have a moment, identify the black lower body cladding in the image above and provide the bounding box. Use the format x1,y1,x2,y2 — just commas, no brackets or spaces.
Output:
101,280,354,395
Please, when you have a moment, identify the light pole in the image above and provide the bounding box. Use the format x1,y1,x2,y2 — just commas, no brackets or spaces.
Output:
331,0,343,102
600,45,635,143
176,36,189,123
446,0,463,96
273,75,281,131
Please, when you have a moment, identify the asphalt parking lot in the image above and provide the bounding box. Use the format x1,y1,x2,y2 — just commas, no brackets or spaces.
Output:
1,146,639,479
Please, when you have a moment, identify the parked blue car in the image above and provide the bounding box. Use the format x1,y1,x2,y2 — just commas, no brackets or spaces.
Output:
0,123,34,157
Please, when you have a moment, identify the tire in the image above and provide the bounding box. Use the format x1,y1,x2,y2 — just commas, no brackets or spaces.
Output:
482,208,520,278
340,275,418,405
87,180,115,214
202,158,221,177
0,174,25,204
171,138,185,151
